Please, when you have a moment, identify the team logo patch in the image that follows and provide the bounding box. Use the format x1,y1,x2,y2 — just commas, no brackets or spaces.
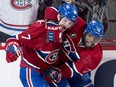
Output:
62,35,80,61
11,0,32,10
45,49,60,64
70,32,77,38
62,35,76,54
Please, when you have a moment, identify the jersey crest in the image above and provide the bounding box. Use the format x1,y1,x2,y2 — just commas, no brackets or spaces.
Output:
62,34,80,61
63,34,76,53
11,0,32,10
45,49,60,64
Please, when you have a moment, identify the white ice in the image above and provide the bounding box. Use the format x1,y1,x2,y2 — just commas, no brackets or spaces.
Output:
0,50,116,87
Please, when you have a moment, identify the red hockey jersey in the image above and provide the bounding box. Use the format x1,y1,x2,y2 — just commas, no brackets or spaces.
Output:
58,17,103,78
14,20,64,71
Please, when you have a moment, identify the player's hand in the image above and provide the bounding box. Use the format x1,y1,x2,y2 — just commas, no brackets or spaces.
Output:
43,67,62,83
5,41,21,63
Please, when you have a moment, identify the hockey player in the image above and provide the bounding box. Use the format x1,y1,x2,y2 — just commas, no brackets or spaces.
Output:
0,0,43,42
58,0,107,86
63,19,104,87
42,2,104,86
5,3,78,87
44,17,104,87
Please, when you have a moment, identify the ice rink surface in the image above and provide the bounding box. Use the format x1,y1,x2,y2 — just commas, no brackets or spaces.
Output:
0,50,116,87
0,50,23,87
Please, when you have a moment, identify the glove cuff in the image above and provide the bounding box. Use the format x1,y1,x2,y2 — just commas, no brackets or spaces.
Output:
5,38,20,50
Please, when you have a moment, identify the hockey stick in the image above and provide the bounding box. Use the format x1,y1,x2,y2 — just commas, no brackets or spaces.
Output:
99,0,108,22
92,0,108,23
52,81,58,87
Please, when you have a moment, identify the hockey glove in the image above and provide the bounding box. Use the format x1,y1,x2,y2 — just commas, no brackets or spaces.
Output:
5,41,21,63
43,67,62,84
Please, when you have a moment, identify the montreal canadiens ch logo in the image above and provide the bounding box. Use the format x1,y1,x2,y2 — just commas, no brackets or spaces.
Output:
45,49,60,64
63,35,75,54
11,0,32,10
